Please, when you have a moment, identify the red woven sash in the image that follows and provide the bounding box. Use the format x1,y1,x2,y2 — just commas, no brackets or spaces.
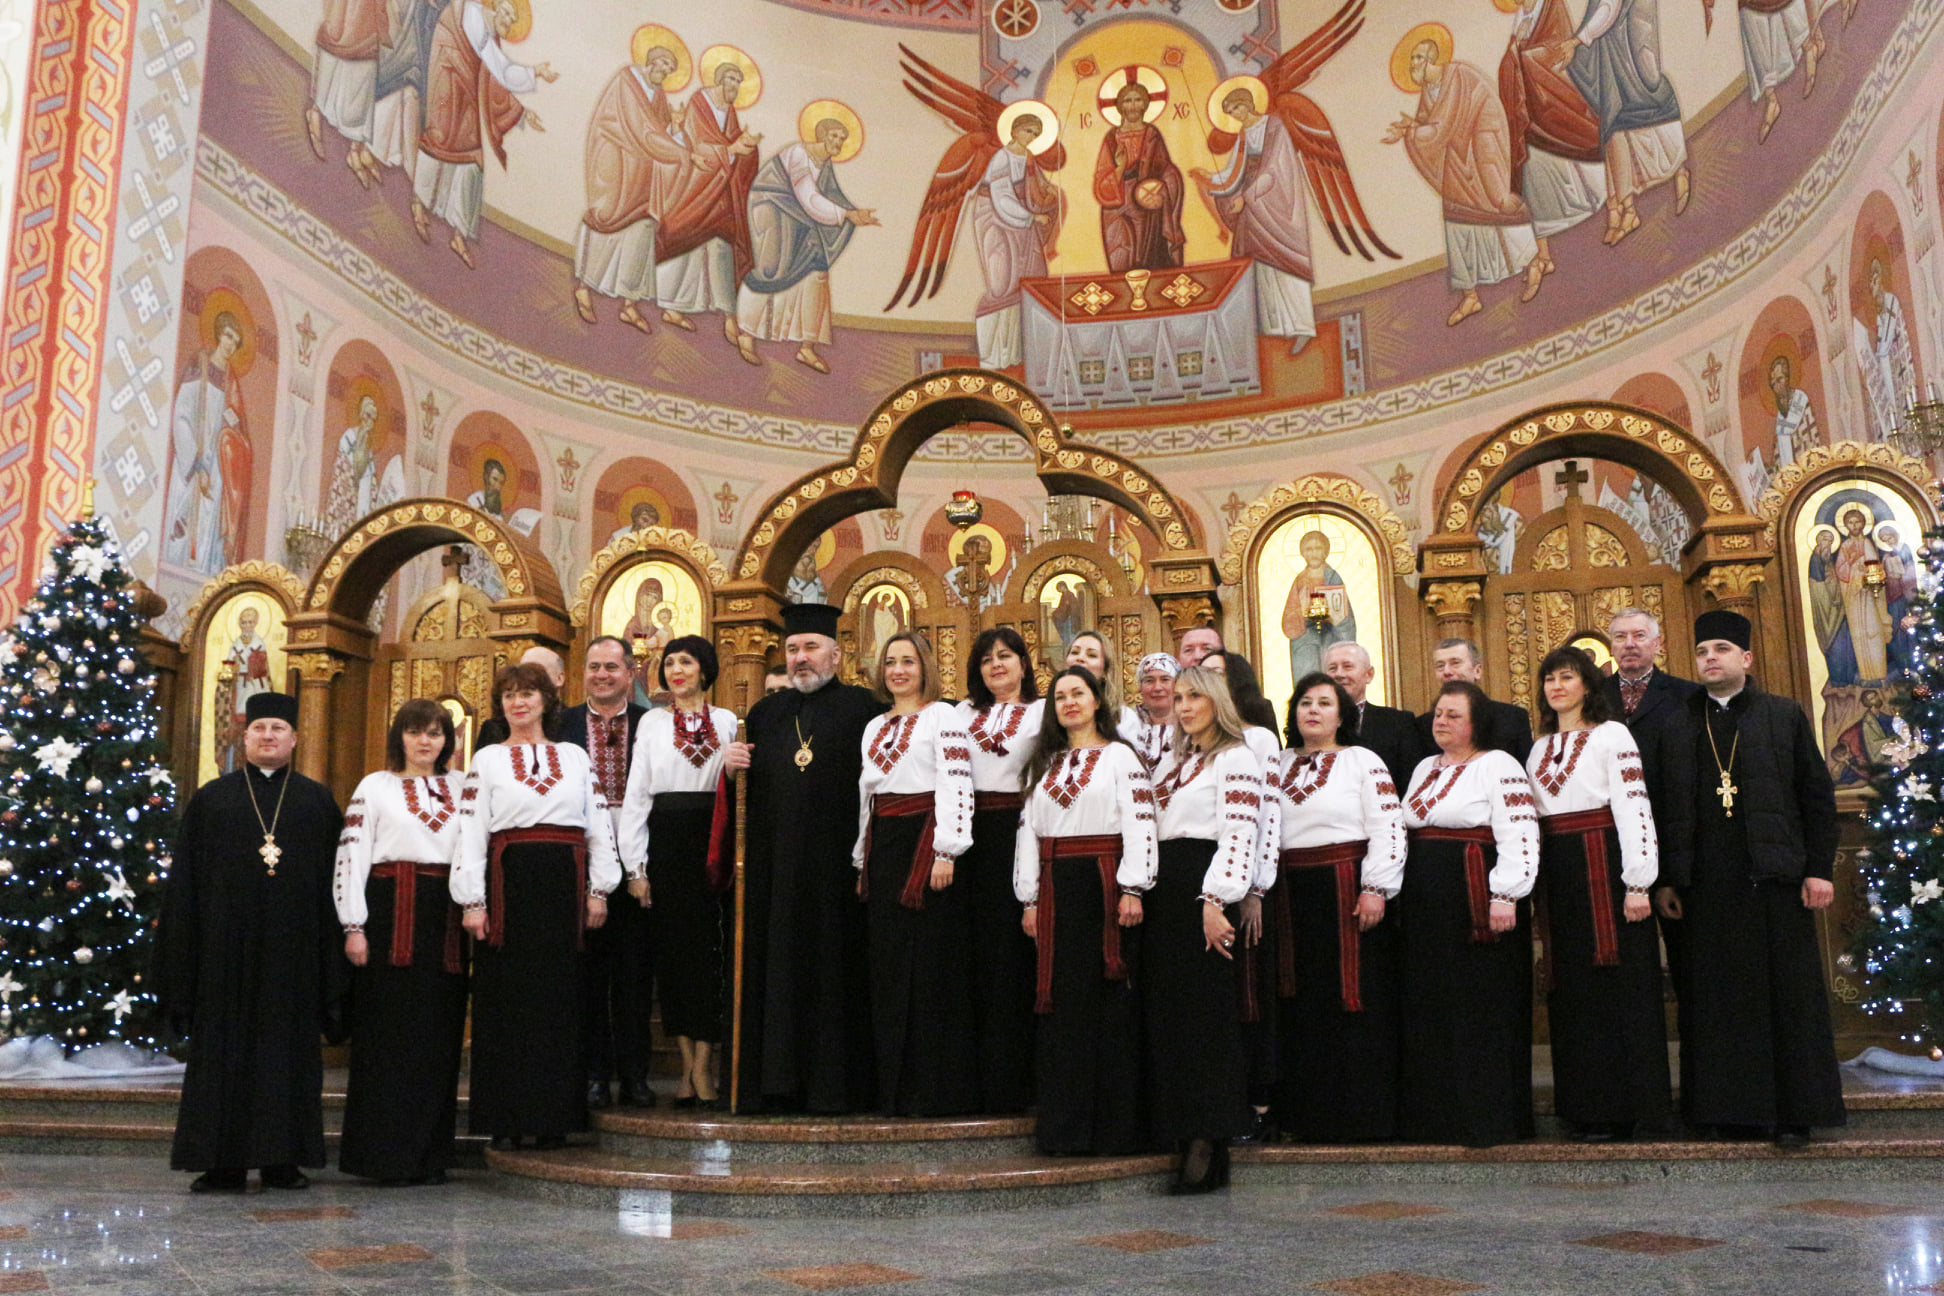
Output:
974,790,1024,812
1409,826,1498,943
704,771,735,893
1278,840,1369,1012
486,825,590,950
370,861,464,974
1033,833,1127,1013
866,792,938,910
1540,807,1620,969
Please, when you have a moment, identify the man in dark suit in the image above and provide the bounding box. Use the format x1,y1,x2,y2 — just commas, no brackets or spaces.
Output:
561,635,655,1108
1415,637,1532,763
476,646,567,747
1320,641,1427,792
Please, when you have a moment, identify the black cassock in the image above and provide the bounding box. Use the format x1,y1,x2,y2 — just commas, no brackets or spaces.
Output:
732,677,884,1113
154,766,346,1171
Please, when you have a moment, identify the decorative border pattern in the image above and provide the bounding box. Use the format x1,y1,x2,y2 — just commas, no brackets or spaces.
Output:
176,559,305,634
302,498,561,613
1020,552,1118,603
758,0,974,30
1755,440,1943,548
1219,475,1414,585
569,525,728,627
0,0,140,620
840,565,930,613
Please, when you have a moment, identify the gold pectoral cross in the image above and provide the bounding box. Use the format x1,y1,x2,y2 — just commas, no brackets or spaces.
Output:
260,835,282,874
1717,770,1739,817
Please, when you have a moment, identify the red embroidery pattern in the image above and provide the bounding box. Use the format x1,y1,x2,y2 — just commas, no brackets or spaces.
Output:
461,783,479,803
1532,731,1590,796
403,775,455,833
1042,747,1104,808
1155,752,1207,809
1503,791,1535,808
1620,764,1644,783
1407,764,1466,820
673,708,720,769
869,713,920,774
968,704,1026,757
510,745,564,795
1274,751,1338,806
343,813,365,829
943,745,973,763
1225,789,1261,807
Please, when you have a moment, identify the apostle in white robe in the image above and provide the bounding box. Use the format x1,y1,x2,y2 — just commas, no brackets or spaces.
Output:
310,0,385,184
573,47,690,332
1768,354,1818,467
1737,0,1822,141
971,115,1059,370
164,316,249,577
1567,0,1691,243
1202,88,1316,350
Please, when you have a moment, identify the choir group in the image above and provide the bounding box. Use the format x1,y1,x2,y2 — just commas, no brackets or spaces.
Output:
155,600,1848,1196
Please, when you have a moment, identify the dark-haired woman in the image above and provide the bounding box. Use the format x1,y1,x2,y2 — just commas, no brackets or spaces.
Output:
855,631,977,1115
456,663,621,1148
1529,645,1669,1141
1265,673,1406,1142
335,700,469,1184
619,636,737,1109
1399,681,1539,1147
955,627,1043,1113
1015,666,1154,1154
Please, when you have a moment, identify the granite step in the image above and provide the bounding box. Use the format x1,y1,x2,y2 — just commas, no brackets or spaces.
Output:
592,1110,1038,1163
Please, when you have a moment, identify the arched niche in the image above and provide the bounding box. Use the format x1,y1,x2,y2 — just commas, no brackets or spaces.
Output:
282,497,568,799
175,561,306,791
827,552,960,695
995,538,1154,699
571,526,729,707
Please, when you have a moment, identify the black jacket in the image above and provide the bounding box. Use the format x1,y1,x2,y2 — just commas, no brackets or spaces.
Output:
1417,698,1533,765
1353,701,1428,793
1652,680,1838,888
1600,667,1701,872
556,701,650,770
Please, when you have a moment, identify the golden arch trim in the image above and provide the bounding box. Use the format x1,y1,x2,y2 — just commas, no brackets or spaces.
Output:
1220,475,1414,584
570,526,728,627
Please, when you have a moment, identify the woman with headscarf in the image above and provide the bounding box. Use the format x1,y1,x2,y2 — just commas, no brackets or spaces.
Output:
1120,652,1180,772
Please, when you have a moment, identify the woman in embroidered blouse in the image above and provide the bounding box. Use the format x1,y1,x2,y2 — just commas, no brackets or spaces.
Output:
1119,652,1179,772
854,630,978,1115
1015,666,1155,1154
1529,645,1669,1142
1267,673,1407,1143
619,635,737,1110
1147,664,1260,1192
335,700,468,1185
456,662,621,1150
954,626,1043,1114
1065,630,1130,724
1399,680,1541,1148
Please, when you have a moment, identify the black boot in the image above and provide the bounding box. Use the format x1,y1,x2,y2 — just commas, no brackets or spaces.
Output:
190,1168,247,1194
259,1165,310,1190
619,1075,657,1108
586,1079,613,1110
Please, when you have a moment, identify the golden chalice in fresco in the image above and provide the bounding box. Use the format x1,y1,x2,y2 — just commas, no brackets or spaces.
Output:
1125,268,1152,311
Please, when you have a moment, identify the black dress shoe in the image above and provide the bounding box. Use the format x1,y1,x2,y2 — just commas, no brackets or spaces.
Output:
532,1135,566,1151
618,1078,657,1108
673,1095,699,1110
259,1166,310,1190
586,1080,613,1109
190,1169,247,1194
1232,1110,1275,1146
1775,1125,1812,1150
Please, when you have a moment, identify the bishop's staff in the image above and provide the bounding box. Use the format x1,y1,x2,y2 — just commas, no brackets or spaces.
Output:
729,714,748,1113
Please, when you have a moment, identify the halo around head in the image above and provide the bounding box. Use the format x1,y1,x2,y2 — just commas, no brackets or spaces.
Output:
948,521,1008,575
472,440,520,511
499,0,531,43
345,373,385,426
698,44,762,109
1391,22,1453,93
616,484,671,531
630,25,692,90
798,99,864,162
996,99,1060,154
1098,64,1168,126
199,288,257,378
1207,75,1269,133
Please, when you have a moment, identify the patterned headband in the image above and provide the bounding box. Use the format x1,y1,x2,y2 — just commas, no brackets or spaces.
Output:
1137,652,1181,678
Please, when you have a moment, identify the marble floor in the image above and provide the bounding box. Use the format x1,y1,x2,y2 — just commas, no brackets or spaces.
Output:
2,1154,1944,1295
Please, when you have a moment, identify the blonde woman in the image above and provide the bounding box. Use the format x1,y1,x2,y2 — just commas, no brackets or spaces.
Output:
1066,630,1131,724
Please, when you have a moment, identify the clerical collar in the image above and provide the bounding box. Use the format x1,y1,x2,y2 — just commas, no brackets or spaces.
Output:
1708,684,1745,709
250,762,290,778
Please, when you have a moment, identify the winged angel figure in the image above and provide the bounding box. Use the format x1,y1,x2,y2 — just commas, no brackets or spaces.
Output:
1195,0,1398,353
884,45,1067,369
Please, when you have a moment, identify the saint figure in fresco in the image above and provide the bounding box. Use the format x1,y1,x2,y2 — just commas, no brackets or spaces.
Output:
861,588,907,679
1197,85,1317,353
325,395,402,537
1830,688,1898,787
308,0,386,185
736,114,878,375
606,500,661,549
1498,0,1606,281
1384,35,1543,326
787,547,826,605
1768,354,1818,469
1807,527,1856,687
1833,507,1892,683
165,312,251,577
1879,523,1917,675
1723,0,1824,143
1093,78,1184,273
1564,0,1692,245
1870,259,1918,414
370,0,443,175
574,42,691,333
657,56,760,350
411,0,556,269
214,606,273,775
1279,530,1358,684
623,578,673,706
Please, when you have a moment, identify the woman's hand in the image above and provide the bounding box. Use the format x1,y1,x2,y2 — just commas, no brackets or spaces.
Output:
1238,894,1263,948
586,894,609,930
462,909,488,940
344,931,368,967
1203,901,1235,959
1623,892,1651,923
1488,898,1516,934
930,855,955,891
1022,903,1038,939
1118,894,1144,928
628,876,651,905
1355,891,1386,932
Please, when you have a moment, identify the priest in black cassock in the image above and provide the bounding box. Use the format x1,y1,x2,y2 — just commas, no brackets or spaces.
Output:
154,691,347,1192
1655,610,1845,1147
725,602,884,1113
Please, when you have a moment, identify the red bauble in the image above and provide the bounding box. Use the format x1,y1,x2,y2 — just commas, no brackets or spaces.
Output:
64,878,80,891
1918,685,1934,701
146,795,162,807
96,721,113,734
0,811,14,824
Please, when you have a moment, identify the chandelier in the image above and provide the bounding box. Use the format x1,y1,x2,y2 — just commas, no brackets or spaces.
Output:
1888,385,1944,458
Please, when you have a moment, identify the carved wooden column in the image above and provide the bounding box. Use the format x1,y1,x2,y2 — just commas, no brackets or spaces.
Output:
1418,533,1488,645
1149,554,1221,651
289,650,346,782
712,582,784,716
1685,514,1777,681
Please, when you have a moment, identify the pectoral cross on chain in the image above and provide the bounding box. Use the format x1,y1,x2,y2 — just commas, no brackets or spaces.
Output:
260,835,282,875
1717,770,1739,817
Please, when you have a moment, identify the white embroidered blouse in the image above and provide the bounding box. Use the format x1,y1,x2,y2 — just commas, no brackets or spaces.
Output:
1118,706,1174,771
1240,726,1283,894
1401,750,1540,901
1525,721,1659,889
1265,746,1408,898
334,771,463,931
1152,743,1264,905
955,699,1042,793
1012,743,1158,903
454,741,622,907
617,704,738,878
852,701,976,867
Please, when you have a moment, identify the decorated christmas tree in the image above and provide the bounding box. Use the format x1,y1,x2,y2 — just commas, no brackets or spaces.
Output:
1852,527,1944,1051
0,496,175,1057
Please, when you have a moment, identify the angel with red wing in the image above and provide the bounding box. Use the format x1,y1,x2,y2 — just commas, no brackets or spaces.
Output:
885,44,1066,370
1192,0,1397,355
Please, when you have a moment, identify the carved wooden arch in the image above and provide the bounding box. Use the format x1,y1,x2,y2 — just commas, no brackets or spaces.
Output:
1018,542,1128,602
1432,401,1751,538
733,368,1202,590
1219,474,1415,585
1756,440,1943,550
298,497,564,621
569,525,730,628
173,561,307,790
1510,502,1657,571
826,551,960,690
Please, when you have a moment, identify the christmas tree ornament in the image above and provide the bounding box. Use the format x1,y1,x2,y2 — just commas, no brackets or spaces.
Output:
83,778,101,794
73,947,92,964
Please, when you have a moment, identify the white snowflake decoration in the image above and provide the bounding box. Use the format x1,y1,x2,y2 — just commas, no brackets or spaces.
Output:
1899,775,1936,803
1913,879,1944,906
107,991,133,1023
33,738,83,778
66,545,112,582
1882,718,1930,771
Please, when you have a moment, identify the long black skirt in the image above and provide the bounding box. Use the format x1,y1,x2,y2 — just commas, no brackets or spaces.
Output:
1540,827,1671,1127
1237,892,1279,1108
1141,838,1252,1147
646,792,728,1043
964,806,1036,1114
1035,855,1144,1154
469,839,587,1139
866,813,980,1115
340,868,469,1180
1274,867,1401,1142
1398,838,1533,1146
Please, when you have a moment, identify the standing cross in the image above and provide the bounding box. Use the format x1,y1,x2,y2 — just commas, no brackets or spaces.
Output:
1554,460,1589,500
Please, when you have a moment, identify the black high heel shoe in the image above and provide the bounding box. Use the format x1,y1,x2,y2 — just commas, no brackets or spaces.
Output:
1172,1138,1228,1196
673,1095,699,1110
